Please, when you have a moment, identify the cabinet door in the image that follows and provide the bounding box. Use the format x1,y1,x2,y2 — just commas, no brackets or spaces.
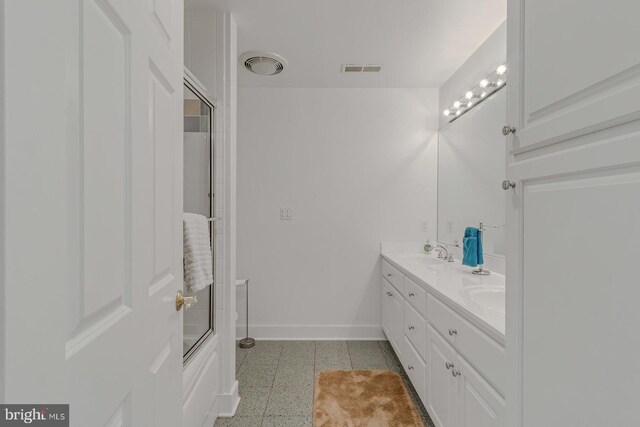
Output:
455,356,505,427
382,280,393,339
509,169,640,427
427,325,457,427
391,291,404,358
507,0,640,153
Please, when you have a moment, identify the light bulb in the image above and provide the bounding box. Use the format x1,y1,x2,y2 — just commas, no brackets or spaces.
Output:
496,64,507,75
479,79,489,88
468,101,473,107
453,101,461,108
465,91,474,100
480,91,487,98
456,110,461,116
443,109,450,116
496,79,504,87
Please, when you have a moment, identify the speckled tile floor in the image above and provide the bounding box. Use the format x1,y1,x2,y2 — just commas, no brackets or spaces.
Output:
214,340,435,427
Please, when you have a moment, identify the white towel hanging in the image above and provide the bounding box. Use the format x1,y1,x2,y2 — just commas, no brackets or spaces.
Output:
183,213,213,293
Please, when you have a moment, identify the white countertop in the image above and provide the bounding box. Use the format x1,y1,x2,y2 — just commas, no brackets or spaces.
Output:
381,251,505,341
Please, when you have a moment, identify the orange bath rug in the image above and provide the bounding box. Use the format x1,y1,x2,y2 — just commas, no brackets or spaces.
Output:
313,370,425,427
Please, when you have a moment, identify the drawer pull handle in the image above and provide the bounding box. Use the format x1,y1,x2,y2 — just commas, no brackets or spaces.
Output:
408,325,415,331
448,328,457,336
386,273,392,278
452,368,461,377
407,365,414,371
408,292,415,297
445,362,453,370
386,292,392,297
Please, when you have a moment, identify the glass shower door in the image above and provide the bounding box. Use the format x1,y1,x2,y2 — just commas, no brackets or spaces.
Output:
183,76,215,363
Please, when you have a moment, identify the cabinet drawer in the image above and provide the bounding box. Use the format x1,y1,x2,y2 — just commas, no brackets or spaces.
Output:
404,301,427,360
403,276,427,317
403,336,427,404
382,259,404,291
427,294,506,393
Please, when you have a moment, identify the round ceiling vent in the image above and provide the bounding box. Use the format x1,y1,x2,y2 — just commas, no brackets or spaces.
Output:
240,51,287,76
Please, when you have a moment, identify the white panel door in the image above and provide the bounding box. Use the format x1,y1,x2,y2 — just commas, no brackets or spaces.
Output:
2,0,184,425
507,0,640,152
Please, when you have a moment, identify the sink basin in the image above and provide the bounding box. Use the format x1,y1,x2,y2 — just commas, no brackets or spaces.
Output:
408,259,453,276
396,255,446,269
462,286,505,315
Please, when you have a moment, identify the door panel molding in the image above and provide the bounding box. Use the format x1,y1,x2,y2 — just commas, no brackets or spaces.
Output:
520,167,640,426
67,0,133,360
510,0,640,153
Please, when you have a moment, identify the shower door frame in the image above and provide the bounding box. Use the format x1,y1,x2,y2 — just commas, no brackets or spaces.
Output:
182,70,217,365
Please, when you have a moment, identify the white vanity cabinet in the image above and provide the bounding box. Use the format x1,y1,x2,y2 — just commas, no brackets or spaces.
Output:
381,256,505,427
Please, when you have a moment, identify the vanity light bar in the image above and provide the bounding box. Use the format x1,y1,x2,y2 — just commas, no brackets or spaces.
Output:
443,64,507,122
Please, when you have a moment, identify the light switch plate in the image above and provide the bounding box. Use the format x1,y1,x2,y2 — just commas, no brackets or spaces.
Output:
420,219,429,233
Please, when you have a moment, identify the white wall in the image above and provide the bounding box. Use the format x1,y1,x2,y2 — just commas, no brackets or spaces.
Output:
439,21,506,129
184,3,218,96
236,87,438,339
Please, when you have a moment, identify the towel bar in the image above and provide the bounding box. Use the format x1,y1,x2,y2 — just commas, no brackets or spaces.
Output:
472,222,491,276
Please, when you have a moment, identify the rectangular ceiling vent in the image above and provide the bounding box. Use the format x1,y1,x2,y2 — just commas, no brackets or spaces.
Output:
342,64,383,73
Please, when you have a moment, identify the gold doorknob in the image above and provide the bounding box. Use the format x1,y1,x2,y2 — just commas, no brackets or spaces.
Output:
175,290,198,311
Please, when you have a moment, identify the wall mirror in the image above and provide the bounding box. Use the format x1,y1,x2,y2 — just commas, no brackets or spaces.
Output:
437,89,506,257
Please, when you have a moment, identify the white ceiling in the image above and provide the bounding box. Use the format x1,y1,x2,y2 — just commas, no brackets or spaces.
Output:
211,0,506,88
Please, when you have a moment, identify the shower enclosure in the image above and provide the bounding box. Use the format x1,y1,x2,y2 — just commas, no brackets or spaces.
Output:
183,73,215,363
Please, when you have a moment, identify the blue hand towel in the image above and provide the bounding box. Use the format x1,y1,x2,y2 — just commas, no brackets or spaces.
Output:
462,227,484,267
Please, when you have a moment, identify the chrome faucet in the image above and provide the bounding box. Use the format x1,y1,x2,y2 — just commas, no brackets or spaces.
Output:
427,244,455,262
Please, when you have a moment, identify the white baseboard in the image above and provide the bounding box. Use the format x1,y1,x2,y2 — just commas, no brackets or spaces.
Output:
235,324,385,340
216,380,240,417
201,398,218,427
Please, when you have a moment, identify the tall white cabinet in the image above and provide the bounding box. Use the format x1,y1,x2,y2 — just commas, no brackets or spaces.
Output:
505,1,640,425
